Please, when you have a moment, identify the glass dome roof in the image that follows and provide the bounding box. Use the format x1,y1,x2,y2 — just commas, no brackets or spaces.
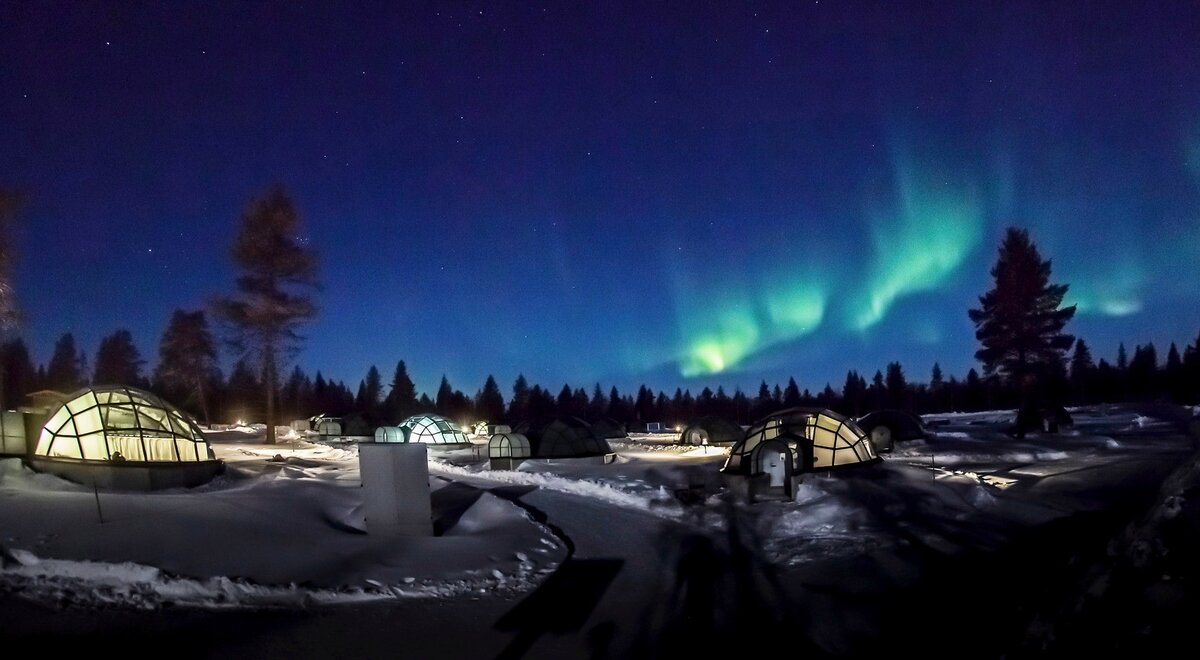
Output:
34,386,214,463
398,414,469,444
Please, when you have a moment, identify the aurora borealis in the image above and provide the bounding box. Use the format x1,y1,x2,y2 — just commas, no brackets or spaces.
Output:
3,2,1200,394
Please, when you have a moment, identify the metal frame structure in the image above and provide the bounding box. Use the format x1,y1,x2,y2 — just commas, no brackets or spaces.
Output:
34,386,214,463
399,414,470,445
722,407,878,475
488,432,531,459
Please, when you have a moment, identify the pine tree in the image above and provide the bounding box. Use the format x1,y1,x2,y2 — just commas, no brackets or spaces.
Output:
93,329,145,386
508,375,531,420
154,310,219,424
842,370,865,415
1165,343,1185,403
0,338,34,409
476,375,505,423
0,191,18,323
384,360,418,422
885,362,907,409
361,365,383,420
46,333,85,392
0,192,22,408
555,384,573,415
783,377,801,407
213,186,319,444
868,371,886,410
1069,338,1095,404
928,363,945,412
969,228,1076,387
930,363,944,391
226,359,262,422
588,384,606,419
281,366,314,420
1070,339,1094,380
435,375,455,416
1128,343,1158,400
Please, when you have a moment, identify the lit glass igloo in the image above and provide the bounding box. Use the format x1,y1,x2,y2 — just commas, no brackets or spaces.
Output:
31,386,222,489
398,414,470,445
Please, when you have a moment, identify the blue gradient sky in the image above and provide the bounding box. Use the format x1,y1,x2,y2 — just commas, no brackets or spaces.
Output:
2,2,1199,396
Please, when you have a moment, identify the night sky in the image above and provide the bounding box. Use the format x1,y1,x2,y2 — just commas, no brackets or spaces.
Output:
3,2,1200,396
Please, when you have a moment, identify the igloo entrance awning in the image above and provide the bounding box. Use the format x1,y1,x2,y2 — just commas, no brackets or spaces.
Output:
722,407,878,475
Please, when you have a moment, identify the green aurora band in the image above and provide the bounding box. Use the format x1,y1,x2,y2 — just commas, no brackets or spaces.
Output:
853,162,983,331
1063,255,1144,317
679,280,827,377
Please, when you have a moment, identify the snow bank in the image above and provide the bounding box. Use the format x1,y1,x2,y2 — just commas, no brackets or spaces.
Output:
0,545,544,610
429,458,681,517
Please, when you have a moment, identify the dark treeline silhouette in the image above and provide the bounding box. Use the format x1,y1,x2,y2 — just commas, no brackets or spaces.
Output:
3,328,1199,430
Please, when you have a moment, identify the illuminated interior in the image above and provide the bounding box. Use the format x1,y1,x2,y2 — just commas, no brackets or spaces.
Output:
722,408,878,475
398,414,469,445
34,386,214,463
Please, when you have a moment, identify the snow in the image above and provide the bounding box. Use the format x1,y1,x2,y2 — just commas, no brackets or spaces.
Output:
0,445,565,610
2,401,1196,660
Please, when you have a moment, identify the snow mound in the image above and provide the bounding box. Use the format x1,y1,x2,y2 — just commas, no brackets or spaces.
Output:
0,547,539,610
429,458,681,517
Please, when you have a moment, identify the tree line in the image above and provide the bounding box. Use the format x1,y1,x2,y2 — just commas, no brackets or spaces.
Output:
3,325,1198,431
2,186,1195,439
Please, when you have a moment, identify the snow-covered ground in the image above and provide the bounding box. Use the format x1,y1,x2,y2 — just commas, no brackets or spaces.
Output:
1,405,1196,658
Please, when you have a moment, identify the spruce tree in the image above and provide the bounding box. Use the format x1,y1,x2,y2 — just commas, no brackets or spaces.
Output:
885,362,907,409
0,192,22,408
968,228,1075,421
46,333,84,392
213,186,319,444
385,360,418,422
783,377,801,407
508,375,531,420
1069,338,1095,404
155,310,219,424
476,375,505,423
0,338,34,408
93,329,145,386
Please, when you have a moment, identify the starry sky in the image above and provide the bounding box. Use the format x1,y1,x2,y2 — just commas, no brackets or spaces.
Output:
2,1,1200,396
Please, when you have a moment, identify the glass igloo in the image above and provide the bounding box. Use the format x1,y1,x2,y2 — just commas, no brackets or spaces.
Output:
398,414,470,445
31,386,222,489
722,407,878,475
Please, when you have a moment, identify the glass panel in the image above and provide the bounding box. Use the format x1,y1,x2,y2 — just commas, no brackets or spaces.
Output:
43,407,72,436
72,407,104,436
812,427,837,449
167,411,192,438
136,406,172,433
813,445,833,468
106,404,139,429
47,434,83,459
78,433,109,460
176,439,199,461
66,392,97,414
35,430,54,455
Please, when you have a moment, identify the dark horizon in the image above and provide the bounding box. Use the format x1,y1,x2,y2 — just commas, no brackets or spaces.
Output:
3,1,1200,396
